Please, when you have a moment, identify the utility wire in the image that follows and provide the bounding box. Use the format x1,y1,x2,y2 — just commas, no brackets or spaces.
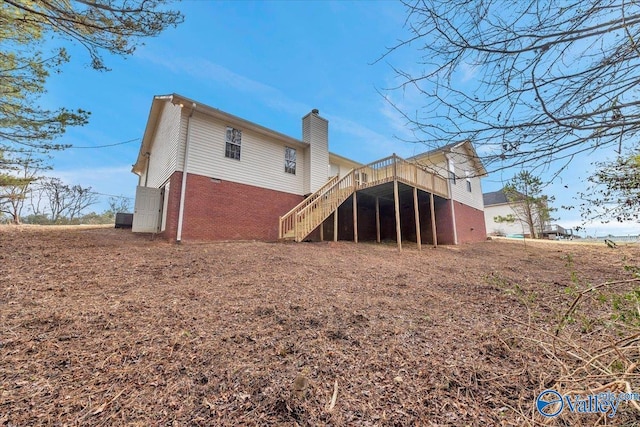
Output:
88,191,134,200
69,138,140,149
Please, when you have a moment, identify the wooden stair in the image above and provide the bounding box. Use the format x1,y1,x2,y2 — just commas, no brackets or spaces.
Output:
278,154,449,242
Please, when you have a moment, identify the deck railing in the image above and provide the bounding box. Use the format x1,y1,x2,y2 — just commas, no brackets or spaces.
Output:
292,171,355,241
279,174,342,240
279,154,449,241
352,155,448,197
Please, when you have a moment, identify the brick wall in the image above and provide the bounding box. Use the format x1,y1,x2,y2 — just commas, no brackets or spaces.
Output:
159,171,183,240
453,201,487,244
159,172,485,244
434,197,456,245
161,171,304,241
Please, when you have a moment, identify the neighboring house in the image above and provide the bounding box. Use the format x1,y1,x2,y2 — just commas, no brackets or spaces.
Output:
483,189,549,237
131,94,488,246
541,224,573,239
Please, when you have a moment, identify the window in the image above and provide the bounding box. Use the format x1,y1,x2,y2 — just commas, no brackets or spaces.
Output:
448,159,456,184
225,127,241,160
285,147,296,174
355,171,368,185
465,171,472,192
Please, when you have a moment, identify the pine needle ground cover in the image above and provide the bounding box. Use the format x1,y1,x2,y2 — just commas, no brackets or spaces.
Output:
1,227,638,425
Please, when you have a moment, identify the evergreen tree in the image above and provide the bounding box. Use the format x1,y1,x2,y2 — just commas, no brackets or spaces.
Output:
494,171,555,238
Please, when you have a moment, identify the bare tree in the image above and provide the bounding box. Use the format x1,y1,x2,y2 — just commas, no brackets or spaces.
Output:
28,182,48,219
67,185,98,221
575,150,640,223
107,196,131,215
0,152,49,224
41,178,73,222
382,1,640,173
40,178,97,222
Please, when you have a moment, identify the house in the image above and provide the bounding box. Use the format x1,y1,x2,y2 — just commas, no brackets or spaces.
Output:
131,94,488,247
483,189,549,238
541,224,573,240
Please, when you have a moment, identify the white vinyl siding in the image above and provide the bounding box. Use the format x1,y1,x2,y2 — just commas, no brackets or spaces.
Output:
185,112,306,195
338,163,354,178
484,203,530,236
447,148,484,210
142,102,182,188
303,112,329,193
448,159,456,184
328,155,361,179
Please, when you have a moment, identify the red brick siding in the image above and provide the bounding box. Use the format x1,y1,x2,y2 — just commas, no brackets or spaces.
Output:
161,171,304,241
453,201,487,244
159,172,484,244
434,197,456,245
159,171,183,240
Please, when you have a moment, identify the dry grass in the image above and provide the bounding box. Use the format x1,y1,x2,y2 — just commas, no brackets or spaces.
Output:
1,227,639,425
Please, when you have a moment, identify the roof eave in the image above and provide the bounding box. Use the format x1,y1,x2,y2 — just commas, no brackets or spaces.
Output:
131,94,174,175
329,151,362,167
171,93,308,149
131,93,309,176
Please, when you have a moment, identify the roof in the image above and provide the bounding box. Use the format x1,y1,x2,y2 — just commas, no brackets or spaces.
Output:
483,190,509,206
407,140,488,177
132,93,308,175
329,151,363,168
409,141,461,158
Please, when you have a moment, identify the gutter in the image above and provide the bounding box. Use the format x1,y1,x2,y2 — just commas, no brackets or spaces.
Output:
176,102,197,243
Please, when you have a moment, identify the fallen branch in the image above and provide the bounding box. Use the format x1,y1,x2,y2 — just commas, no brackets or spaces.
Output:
327,379,338,412
555,278,640,336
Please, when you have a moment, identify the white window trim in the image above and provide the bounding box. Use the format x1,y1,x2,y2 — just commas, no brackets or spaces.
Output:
448,159,456,184
225,126,242,160
285,146,296,174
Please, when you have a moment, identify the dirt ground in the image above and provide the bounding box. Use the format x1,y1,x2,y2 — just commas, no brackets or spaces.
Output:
1,226,639,426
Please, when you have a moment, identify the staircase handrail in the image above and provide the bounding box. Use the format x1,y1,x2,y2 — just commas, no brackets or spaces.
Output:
293,170,355,241
280,154,450,241
279,174,340,239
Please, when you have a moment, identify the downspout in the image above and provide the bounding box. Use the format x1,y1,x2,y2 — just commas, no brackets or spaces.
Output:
144,152,151,187
446,153,459,245
450,197,458,245
176,103,197,243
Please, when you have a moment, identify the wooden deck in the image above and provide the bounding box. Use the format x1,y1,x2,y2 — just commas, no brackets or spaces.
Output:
279,154,449,243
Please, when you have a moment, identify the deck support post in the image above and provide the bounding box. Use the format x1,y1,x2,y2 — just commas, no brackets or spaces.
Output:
430,193,438,248
375,196,381,243
393,179,402,252
319,221,324,241
352,191,358,243
333,210,338,242
413,187,422,251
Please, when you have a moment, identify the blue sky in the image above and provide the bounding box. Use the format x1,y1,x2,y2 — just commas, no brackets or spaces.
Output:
40,0,637,236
